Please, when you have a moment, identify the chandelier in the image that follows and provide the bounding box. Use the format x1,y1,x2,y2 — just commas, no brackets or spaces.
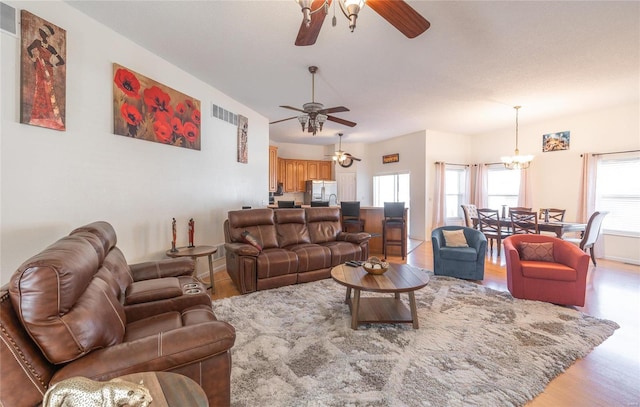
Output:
501,106,534,170
297,0,366,33
332,133,347,163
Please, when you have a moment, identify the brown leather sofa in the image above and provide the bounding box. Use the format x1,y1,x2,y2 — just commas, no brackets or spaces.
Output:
224,207,371,294
0,221,235,407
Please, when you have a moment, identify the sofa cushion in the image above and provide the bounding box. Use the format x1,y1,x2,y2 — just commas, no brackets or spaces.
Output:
256,248,299,279
320,241,362,266
286,243,332,272
520,242,554,262
521,261,577,281
442,229,469,247
227,209,279,249
9,236,126,364
275,209,312,247
439,246,478,262
306,208,341,244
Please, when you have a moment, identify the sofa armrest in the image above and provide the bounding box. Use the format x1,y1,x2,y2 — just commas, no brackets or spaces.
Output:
554,241,590,274
50,321,236,383
224,242,260,256
129,257,196,281
124,291,212,323
336,232,371,244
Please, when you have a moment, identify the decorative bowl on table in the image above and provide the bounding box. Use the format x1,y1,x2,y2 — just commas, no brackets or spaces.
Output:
362,257,389,275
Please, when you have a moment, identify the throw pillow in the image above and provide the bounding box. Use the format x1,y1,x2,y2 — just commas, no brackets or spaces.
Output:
442,229,469,247
520,242,554,262
241,230,262,252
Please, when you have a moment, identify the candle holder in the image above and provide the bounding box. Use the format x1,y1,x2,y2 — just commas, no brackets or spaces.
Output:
188,218,195,248
170,218,178,252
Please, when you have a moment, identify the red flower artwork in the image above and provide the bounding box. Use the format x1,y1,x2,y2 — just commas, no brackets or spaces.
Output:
113,64,201,150
120,103,142,126
183,122,199,143
114,68,141,99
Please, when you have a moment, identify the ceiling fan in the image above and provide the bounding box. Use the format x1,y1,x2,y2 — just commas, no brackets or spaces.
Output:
269,66,356,136
295,0,430,46
330,133,361,168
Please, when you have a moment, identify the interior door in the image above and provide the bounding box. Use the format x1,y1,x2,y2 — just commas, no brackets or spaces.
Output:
337,172,357,202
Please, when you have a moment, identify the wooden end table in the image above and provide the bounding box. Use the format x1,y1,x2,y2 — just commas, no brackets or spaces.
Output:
166,245,217,293
117,371,208,407
330,263,430,330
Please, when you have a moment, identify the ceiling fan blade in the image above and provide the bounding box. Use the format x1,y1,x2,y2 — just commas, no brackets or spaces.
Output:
295,0,331,46
327,115,357,127
321,106,350,114
269,116,297,125
367,0,431,39
279,105,306,113
344,153,362,161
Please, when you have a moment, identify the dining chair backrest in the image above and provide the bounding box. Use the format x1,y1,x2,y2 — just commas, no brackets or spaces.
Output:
460,204,478,228
477,208,501,235
510,210,539,234
277,200,295,208
580,211,609,250
538,208,566,222
384,202,405,220
341,201,360,218
508,207,532,216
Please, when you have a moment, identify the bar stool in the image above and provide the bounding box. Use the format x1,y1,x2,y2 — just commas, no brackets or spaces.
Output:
382,202,406,260
341,201,365,233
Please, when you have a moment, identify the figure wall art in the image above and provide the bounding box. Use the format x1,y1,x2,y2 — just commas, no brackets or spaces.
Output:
113,63,201,150
20,10,66,131
237,115,248,163
542,131,570,152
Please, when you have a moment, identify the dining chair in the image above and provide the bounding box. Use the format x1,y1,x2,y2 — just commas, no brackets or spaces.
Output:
510,210,539,234
340,201,365,233
538,208,566,222
277,200,295,208
460,204,478,229
477,208,510,256
563,211,609,266
382,202,406,260
508,207,532,216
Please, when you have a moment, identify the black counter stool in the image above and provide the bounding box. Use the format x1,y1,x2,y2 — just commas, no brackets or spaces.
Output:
341,201,365,233
382,202,406,260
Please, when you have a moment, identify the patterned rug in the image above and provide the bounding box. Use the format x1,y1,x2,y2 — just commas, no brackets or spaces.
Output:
212,270,619,407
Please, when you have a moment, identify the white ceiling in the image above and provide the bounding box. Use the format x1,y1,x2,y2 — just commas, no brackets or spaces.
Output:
66,1,639,146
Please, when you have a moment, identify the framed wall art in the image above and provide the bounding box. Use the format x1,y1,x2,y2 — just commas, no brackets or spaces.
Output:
113,63,201,150
237,115,248,163
383,153,400,164
542,131,570,152
20,10,66,131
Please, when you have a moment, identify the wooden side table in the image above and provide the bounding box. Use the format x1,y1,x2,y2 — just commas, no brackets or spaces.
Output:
166,245,217,293
118,371,208,407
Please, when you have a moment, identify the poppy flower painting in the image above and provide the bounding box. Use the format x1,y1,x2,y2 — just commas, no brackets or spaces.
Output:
113,63,201,150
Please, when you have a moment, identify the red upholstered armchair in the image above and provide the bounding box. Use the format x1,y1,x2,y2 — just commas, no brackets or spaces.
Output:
504,234,590,307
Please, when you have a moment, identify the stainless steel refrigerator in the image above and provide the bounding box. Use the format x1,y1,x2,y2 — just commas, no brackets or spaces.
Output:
304,180,338,205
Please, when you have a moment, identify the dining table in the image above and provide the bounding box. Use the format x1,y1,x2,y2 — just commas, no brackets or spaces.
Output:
472,217,586,238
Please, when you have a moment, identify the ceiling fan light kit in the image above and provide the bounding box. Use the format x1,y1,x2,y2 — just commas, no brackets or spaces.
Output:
501,106,534,170
294,0,430,46
332,133,362,168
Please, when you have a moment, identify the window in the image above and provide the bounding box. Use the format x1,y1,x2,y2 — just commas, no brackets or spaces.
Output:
487,166,520,211
373,173,410,207
595,154,640,236
445,165,467,219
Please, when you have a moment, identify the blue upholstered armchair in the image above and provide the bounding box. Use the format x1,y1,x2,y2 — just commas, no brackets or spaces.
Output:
431,226,487,280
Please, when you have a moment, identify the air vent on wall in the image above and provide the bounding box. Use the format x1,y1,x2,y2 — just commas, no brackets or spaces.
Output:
212,103,238,126
0,2,17,36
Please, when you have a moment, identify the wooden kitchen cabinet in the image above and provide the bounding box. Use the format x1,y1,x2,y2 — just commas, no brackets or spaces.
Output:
279,158,332,192
268,146,278,192
318,160,332,180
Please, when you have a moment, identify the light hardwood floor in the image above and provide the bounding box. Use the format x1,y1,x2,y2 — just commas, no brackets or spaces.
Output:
208,240,640,406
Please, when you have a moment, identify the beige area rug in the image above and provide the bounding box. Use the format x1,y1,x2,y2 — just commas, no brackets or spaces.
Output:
212,270,619,407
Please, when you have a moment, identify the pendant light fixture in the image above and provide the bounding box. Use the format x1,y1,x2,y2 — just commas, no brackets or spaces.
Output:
501,106,534,170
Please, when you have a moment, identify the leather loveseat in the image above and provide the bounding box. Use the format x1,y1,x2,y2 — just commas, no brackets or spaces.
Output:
224,207,371,294
0,221,236,407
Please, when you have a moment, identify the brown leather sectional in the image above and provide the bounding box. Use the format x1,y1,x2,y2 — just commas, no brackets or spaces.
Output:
224,207,371,294
0,221,235,407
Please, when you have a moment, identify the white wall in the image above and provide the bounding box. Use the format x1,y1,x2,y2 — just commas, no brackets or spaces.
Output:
470,102,640,264
1,1,270,285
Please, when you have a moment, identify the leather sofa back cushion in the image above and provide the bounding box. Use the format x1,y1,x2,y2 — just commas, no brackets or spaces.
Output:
228,209,279,249
9,236,126,364
306,208,341,244
275,209,312,247
70,221,117,260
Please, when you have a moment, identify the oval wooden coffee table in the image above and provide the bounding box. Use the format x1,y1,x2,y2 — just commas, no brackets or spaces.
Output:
331,263,430,330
